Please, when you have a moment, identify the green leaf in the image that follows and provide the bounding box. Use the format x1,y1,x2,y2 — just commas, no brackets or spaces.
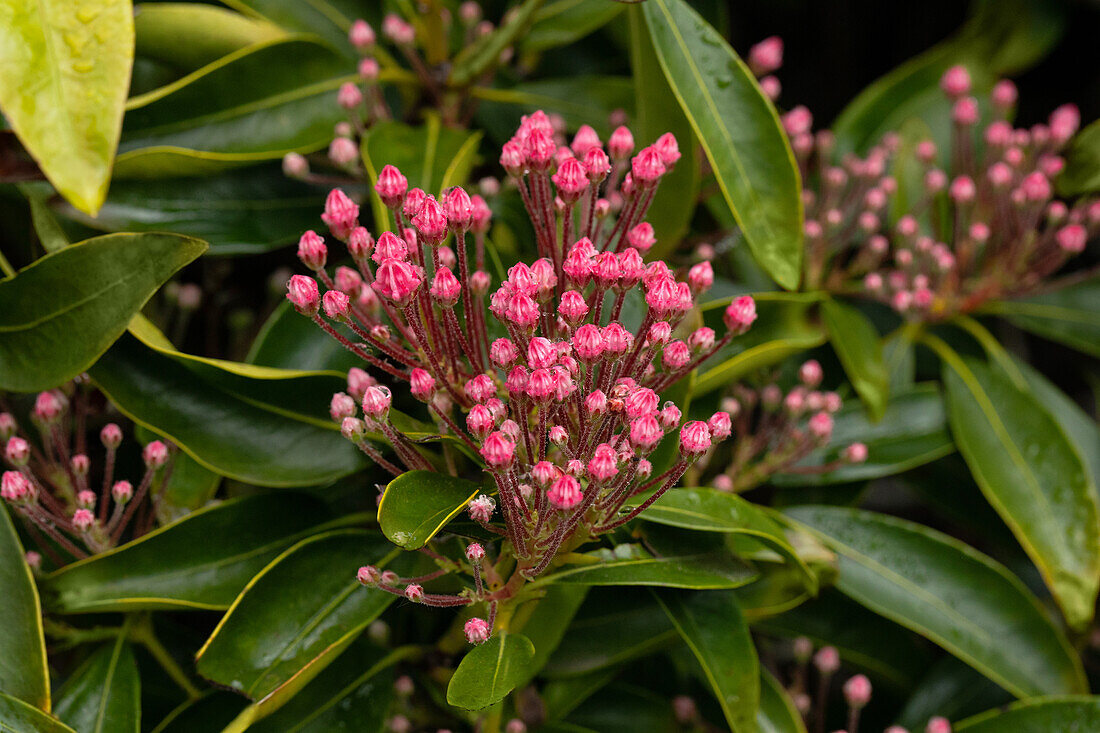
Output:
820,298,888,419
378,471,480,550
0,507,48,710
641,0,802,289
54,637,141,733
758,669,806,733
514,585,588,688
783,506,1086,698
89,329,366,486
149,692,246,733
832,0,1064,156
897,657,1010,731
774,383,954,486
59,164,329,256
541,544,757,589
248,300,362,372
196,530,398,718
640,487,814,591
0,0,133,213
449,0,546,87
241,637,396,733
980,279,1100,358
1060,119,1100,195
0,233,206,392
116,38,350,178
218,0,354,57
522,0,624,52
696,293,826,395
0,693,76,733
446,632,536,710
43,493,331,612
956,696,1100,732
135,3,283,70
654,589,759,732
627,6,698,257
564,684,676,733
543,667,623,721
940,352,1100,630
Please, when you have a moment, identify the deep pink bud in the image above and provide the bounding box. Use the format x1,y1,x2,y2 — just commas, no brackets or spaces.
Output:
404,583,423,601
413,195,448,244
111,480,133,504
992,79,1017,109
814,646,840,673
1020,171,1051,202
375,165,408,208
500,141,526,175
466,405,495,439
571,324,603,362
1056,224,1087,253
925,717,952,733
782,106,813,136
680,421,712,456
101,423,123,449
410,368,436,401
558,290,589,324
547,474,583,510
952,97,979,126
631,146,666,185
297,230,327,270
627,223,656,252
322,290,351,320
490,339,519,368
571,125,601,156
724,296,757,334
587,443,619,482
430,267,462,306
949,176,976,203
464,617,492,644
583,148,611,183
372,231,407,264
402,188,427,219
655,133,681,166
372,259,423,306
552,158,589,202
625,388,660,419
465,374,496,403
532,461,561,487
443,187,474,230
526,368,556,403
708,411,732,440
602,323,633,355
687,262,713,294
480,431,515,469
662,341,691,370
72,509,95,531
843,674,872,709
321,189,359,239
1,471,32,503
629,416,663,452
940,65,971,98
608,126,635,160
647,321,672,347
808,411,834,441
349,19,375,48
361,385,392,418
749,36,784,75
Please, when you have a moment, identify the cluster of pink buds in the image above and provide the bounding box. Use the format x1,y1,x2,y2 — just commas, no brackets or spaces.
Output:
1,386,174,564
696,361,866,492
288,112,760,637
745,39,1096,319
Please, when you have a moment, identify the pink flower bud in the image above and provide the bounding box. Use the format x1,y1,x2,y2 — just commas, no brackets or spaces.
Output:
407,369,436,403
526,337,557,370
321,189,359,239
371,231,406,264
548,474,583,510
844,442,869,463
335,266,363,296
100,423,123,449
329,139,357,167
282,152,308,178
571,125,601,156
602,323,633,355
361,386,392,419
443,187,474,230
624,388,659,419
662,341,691,370
77,489,96,508
375,165,408,208
526,368,555,403
627,222,656,252
372,259,422,306
724,296,757,334
843,674,872,709
952,97,979,126
404,584,423,601
532,461,561,487
72,509,95,531
357,565,381,585
782,106,813,136
1020,171,1051,202
322,290,350,320
570,324,602,362
468,494,496,523
629,416,663,452
799,359,824,387
749,35,784,75
688,261,714,294
814,645,840,674
330,392,356,421
480,431,515,469
585,390,608,417
808,411,833,441
382,13,415,45
337,82,363,110
552,158,589,202
759,75,781,101
464,374,495,404
144,441,169,468
5,437,30,466
659,403,682,429
500,141,526,176
588,443,619,482
925,717,951,733
470,195,493,233
430,267,462,306
940,65,971,98
349,19,375,49
655,133,681,166
708,411,732,440
680,421,712,456
949,176,976,203
583,147,611,182
631,146,666,185
1049,104,1080,143
490,338,519,368
464,617,492,644
403,188,427,219
466,405,496,440
413,195,448,245
609,126,635,160
1056,224,1087,253
33,391,65,423
557,290,589,324
112,480,133,503
688,327,716,352
992,79,1017,109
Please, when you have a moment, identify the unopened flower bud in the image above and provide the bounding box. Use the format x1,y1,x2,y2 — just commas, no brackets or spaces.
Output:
814,645,840,674
112,480,133,503
468,494,496,523
465,617,492,644
5,437,30,466
844,442,869,464
143,441,169,469
844,674,872,709
404,584,423,602
72,508,95,531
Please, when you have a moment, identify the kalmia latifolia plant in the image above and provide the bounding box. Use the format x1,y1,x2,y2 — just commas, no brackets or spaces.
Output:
285,111,760,638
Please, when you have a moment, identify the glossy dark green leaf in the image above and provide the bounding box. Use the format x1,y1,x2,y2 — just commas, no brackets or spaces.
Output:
135,4,284,70
248,300,362,372
821,297,888,419
758,669,806,733
54,637,141,733
540,543,757,589
832,0,1064,156
0,0,133,213
783,506,1086,697
116,38,350,177
513,585,588,688
219,0,355,56
90,330,366,486
627,6,698,257
1060,119,1100,195
0,693,76,733
955,696,1100,732
243,637,396,733
896,657,1010,731
641,487,814,590
774,383,954,486
446,632,536,710
642,0,802,289
941,353,1100,630
150,692,247,733
543,667,623,721
654,589,758,732
44,493,330,613
981,279,1100,358
0,507,48,710
522,0,624,52
543,589,676,678
564,684,676,733
378,471,480,550
197,529,398,717
60,165,330,255
473,77,635,145
0,233,206,392
696,292,826,395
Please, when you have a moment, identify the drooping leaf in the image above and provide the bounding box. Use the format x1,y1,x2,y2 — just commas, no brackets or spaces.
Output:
820,297,888,420
980,279,1100,358
627,6,698,256
642,0,802,288
783,506,1086,698
54,637,141,733
43,493,331,613
196,530,399,718
0,233,206,392
90,329,366,486
1060,119,1100,195
774,383,954,486
0,693,76,733
541,543,757,589
940,352,1100,630
116,38,351,178
446,632,536,710
0,0,133,213
378,471,481,550
955,696,1100,732
134,3,283,70
59,164,330,255
0,507,48,710
696,292,826,396
654,589,759,732
758,669,806,733
522,0,624,52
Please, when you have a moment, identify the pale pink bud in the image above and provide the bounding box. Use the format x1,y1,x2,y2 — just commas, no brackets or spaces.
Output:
490,339,519,368
372,259,422,306
282,152,308,178
402,187,427,219
587,444,619,482
1020,171,1052,202
629,415,663,452
627,223,656,252
925,717,951,733
4,437,30,466
330,392,356,421
382,13,415,45
548,474,583,510
655,133,681,166
33,391,65,423
404,583,423,601
409,368,436,401
814,646,840,674
949,176,976,203
585,390,608,416
358,57,379,80
759,75,781,101
321,290,350,320
430,267,462,307
558,290,589,324
1049,104,1080,143
680,421,712,456
808,412,833,441
361,386,392,419
844,442,869,463
338,82,363,110
843,674,872,709
72,509,95,531
924,169,947,193
782,106,813,137
688,327,716,352
602,323,633,355
465,617,492,644
798,360,823,387
659,403,682,429
143,441,169,469
624,388,660,419
987,162,1014,189
1,471,32,503
992,79,1017,109
76,489,95,509
631,146,666,185
647,321,672,347
1056,224,1087,253
608,126,635,160
687,262,714,294
749,36,783,75
357,565,381,586
349,19,375,49
724,296,757,334
468,494,496,523
940,65,971,98
111,480,133,504
662,341,691,370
